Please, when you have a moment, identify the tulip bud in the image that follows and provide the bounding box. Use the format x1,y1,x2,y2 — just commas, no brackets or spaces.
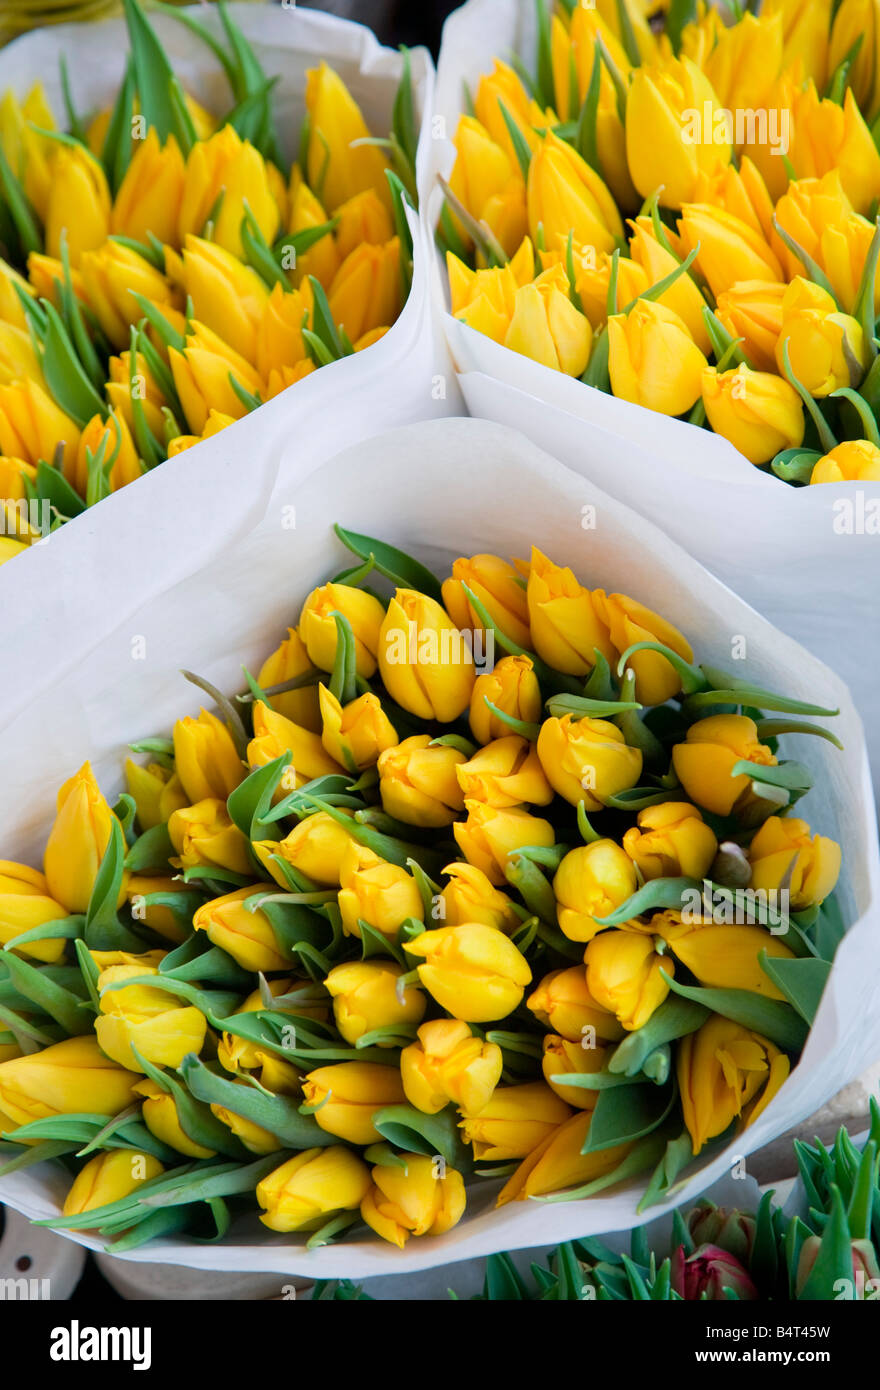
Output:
556,243,648,330
172,708,243,805
168,798,253,876
404,922,532,1023
748,815,842,910
257,1147,373,1232
536,715,643,810
456,735,553,809
106,346,168,440
553,841,639,944
497,1110,633,1204
125,875,195,944
0,257,34,332
527,965,625,1043
608,300,708,417
301,1061,406,1145
453,800,555,886
687,1201,757,1263
169,327,260,435
45,145,110,266
94,962,207,1073
790,83,880,217
211,1052,302,1155
0,886,69,963
0,1035,139,1128
338,842,424,942
526,548,615,676
449,253,520,343
257,626,321,731
176,234,269,364
362,1155,466,1247
255,810,355,888
811,439,880,484
469,654,542,745
324,960,425,1046
775,277,868,397
74,409,142,496
111,127,185,247
178,125,279,259
43,762,126,914
584,930,672,1031
626,57,731,209
628,218,712,352
247,701,342,790
671,1243,759,1300
377,735,466,828
299,582,385,679
62,1149,164,1218
665,920,795,997
504,273,593,379
672,714,777,816
400,1018,503,1115
679,205,783,300
80,241,180,352
133,1077,216,1159
284,170,340,290
255,282,312,382
715,280,787,374
379,589,477,722
796,1234,880,1299
474,60,545,163
460,1081,572,1161
305,63,391,214
319,684,398,773
328,238,402,344
439,861,521,934
542,1034,607,1109
124,759,188,833
0,379,81,480
448,115,525,255
594,589,694,706
528,130,622,253
193,885,289,973
678,1014,790,1153
623,803,718,881
442,553,531,649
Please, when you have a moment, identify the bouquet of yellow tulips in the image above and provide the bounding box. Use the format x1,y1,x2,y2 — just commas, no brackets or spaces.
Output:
0,525,847,1253
438,0,880,488
0,0,419,567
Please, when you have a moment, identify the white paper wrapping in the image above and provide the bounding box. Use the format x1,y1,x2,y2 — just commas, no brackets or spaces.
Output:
0,416,876,1278
424,0,880,798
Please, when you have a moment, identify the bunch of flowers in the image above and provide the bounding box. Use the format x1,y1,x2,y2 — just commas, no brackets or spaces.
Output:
0,526,845,1252
0,0,418,565
439,0,880,486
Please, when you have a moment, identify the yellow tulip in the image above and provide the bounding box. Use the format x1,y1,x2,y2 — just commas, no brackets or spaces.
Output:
593,589,694,706
302,1061,405,1146
285,170,341,290
623,802,718,881
702,363,805,466
626,57,731,210
0,257,35,331
133,1077,216,1159
319,684,398,773
692,158,777,247
0,456,36,507
448,251,521,343
448,114,525,254
193,885,289,973
526,547,614,676
379,589,477,722
377,735,466,828
774,173,872,309
255,810,355,888
453,800,555,886
257,1147,372,1232
124,759,187,833
553,840,639,944
361,1155,466,1247
166,410,236,459
0,1036,139,1130
527,965,625,1043
584,930,672,1031
177,234,269,364
469,654,543,749
474,59,548,163
789,84,880,217
678,1014,790,1153
542,1033,607,1110
672,714,778,817
111,127,185,247
678,205,783,299
442,552,531,650
775,278,867,398
172,707,243,804
439,861,521,935
748,815,842,910
299,581,385,679
810,440,880,483
247,700,341,788
126,874,195,945
258,626,321,731
178,124,279,259
536,715,643,810
608,299,707,417
305,63,391,214
169,330,260,435
338,841,423,942
460,1082,571,1161
74,410,142,496
105,347,168,441
715,280,787,374
763,0,831,88
63,1149,163,1218
168,798,252,876
829,0,880,122
0,887,68,963
211,1056,301,1155
527,130,622,252
400,1018,502,1115
327,239,401,344
43,762,124,914
334,187,394,260
324,960,425,1045
0,536,28,567
0,321,44,391
504,270,592,378
497,1110,633,1204
0,84,55,219
94,963,207,1072
705,11,783,114
662,921,795,998
82,239,179,354
405,921,531,1023
628,218,712,352
456,735,553,809
45,145,110,266
0,379,80,480
255,282,312,383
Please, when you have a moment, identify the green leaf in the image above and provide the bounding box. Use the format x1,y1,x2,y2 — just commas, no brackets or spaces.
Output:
0,141,42,257
663,971,808,1052
757,953,831,1025
596,877,701,927
750,1189,779,1290
39,302,107,428
575,50,603,173
771,447,823,486
181,1053,342,1150
582,1082,677,1153
226,753,290,842
0,953,92,1036
101,58,136,192
372,1104,473,1174
125,822,174,873
122,0,197,148
796,1186,854,1299
609,996,709,1076
333,524,442,602
498,100,533,182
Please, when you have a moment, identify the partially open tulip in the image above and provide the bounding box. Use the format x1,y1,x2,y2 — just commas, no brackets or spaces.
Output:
608,300,708,417
585,930,672,1031
168,798,252,876
678,205,783,299
553,841,639,944
474,59,548,162
672,715,778,817
305,63,391,214
258,627,321,731
672,1242,759,1301
63,1149,164,1218
537,715,643,810
302,1061,405,1145
0,379,81,480
763,0,831,88
442,553,531,650
469,654,543,746
257,1147,372,1232
774,173,873,311
361,1155,466,1247
527,966,625,1043
256,810,355,888
338,842,424,942
542,1034,607,1110
439,862,521,934
299,581,385,679
702,364,805,466
626,57,731,209
663,921,795,998
811,440,880,484
453,800,555,886
324,960,425,1045
748,816,842,910
678,1014,790,1153
715,280,787,373
178,125,280,258
623,803,718,881
328,239,402,344
247,700,342,789
528,130,622,252
193,885,289,973
456,735,553,809
448,253,520,342
400,1018,503,1115
172,708,243,804
775,278,867,398
319,685,398,772
43,762,124,914
379,589,477,722
81,241,179,352
45,145,110,265
404,922,532,1022
460,1082,572,1161
497,1110,633,1204
789,84,880,216
0,1036,139,1130
504,272,592,378
377,735,466,828
95,963,207,1072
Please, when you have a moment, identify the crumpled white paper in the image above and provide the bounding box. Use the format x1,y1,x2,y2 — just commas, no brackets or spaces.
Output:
0,417,876,1278
424,0,880,799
